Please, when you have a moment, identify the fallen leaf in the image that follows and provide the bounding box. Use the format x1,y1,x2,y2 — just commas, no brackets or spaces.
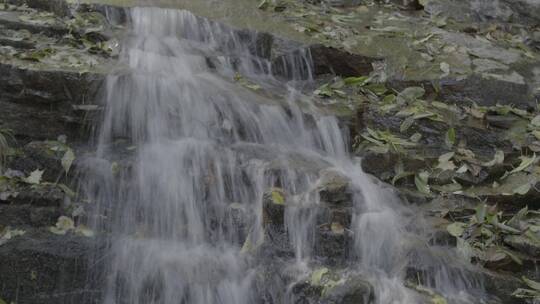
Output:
445,128,456,148
440,62,450,78
61,148,75,174
509,154,536,175
447,222,466,237
482,150,504,167
24,169,44,184
415,171,431,195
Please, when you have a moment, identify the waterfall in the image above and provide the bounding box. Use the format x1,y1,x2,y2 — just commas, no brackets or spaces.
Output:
82,7,491,304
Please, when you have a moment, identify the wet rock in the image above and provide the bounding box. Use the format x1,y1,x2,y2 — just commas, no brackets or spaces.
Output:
257,191,294,257
292,273,374,304
0,182,65,208
263,188,286,225
264,151,330,189
454,169,490,187
291,281,323,304
317,169,353,206
308,44,378,77
271,44,378,80
0,10,68,36
0,230,104,304
361,152,427,183
76,3,128,26
0,36,35,49
313,170,355,264
324,0,364,8
9,141,64,181
485,114,521,129
0,204,60,227
424,0,540,26
474,0,540,25
381,0,423,10
482,269,526,304
0,63,105,106
225,202,253,245
314,223,353,265
322,276,374,304
423,216,456,247
0,100,83,142
6,0,71,17
391,74,534,109
504,235,540,258
316,204,353,230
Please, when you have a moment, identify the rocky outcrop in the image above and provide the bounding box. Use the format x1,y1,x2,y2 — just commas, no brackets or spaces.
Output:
292,273,374,304
0,63,105,106
0,145,102,304
0,232,104,304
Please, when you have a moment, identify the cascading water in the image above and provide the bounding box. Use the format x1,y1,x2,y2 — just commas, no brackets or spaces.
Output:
83,6,493,304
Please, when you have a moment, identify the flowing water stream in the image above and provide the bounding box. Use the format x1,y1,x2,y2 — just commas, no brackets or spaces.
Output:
83,6,493,304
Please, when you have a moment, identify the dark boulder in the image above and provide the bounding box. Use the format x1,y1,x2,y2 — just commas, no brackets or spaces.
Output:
292,273,374,304
0,231,105,304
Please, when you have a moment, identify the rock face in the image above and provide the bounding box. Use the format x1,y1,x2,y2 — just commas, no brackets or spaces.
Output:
0,232,104,304
292,274,374,304
381,0,423,10
259,169,356,265
6,0,71,16
314,170,354,264
0,63,104,106
0,3,112,303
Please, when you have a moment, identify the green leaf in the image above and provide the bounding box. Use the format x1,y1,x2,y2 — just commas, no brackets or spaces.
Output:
24,169,44,184
343,76,369,86
49,216,75,235
382,94,396,104
482,150,504,167
258,0,269,10
410,133,422,143
514,182,532,195
509,155,536,175
531,115,540,127
532,130,540,140
58,183,76,198
447,222,466,237
432,182,462,193
508,206,528,227
398,87,425,102
445,128,456,148
61,148,75,174
75,225,95,237
271,189,285,205
500,248,523,265
512,288,539,299
496,222,521,234
523,277,540,291
432,295,447,304
440,62,450,77
415,171,431,194
475,204,487,224
400,116,415,133
363,83,387,95
311,268,329,286
438,152,455,163
436,152,456,171
0,227,26,246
